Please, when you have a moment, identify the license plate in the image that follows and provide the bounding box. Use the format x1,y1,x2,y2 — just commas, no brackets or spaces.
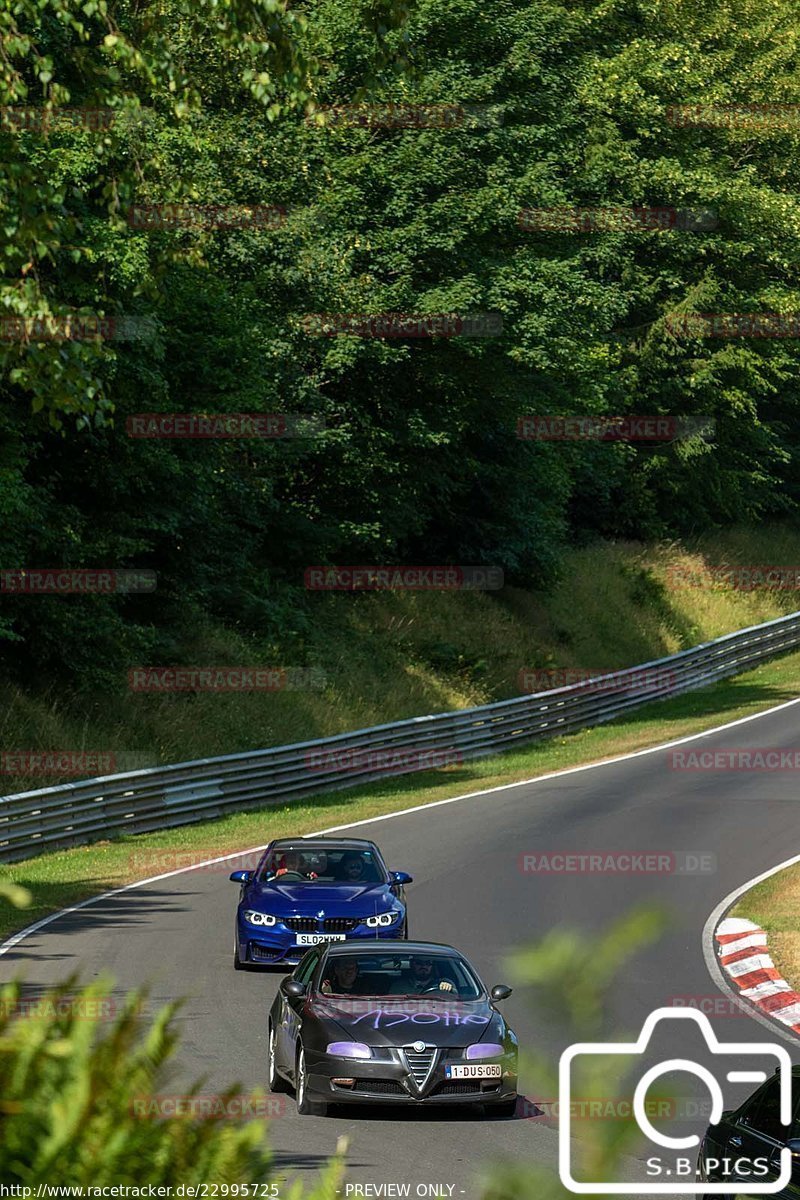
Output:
446,1063,502,1079
295,933,347,946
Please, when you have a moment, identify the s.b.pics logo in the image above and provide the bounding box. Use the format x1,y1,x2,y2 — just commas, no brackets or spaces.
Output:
559,1008,793,1194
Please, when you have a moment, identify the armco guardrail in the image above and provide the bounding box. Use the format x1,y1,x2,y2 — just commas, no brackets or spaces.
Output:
3,609,800,863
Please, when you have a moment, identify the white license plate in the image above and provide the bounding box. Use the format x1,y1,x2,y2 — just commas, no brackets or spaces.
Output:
446,1063,502,1079
295,933,347,946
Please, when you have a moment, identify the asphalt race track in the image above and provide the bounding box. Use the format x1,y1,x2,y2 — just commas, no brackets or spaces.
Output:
4,698,800,1198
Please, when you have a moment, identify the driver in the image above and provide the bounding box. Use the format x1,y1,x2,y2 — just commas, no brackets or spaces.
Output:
274,850,317,880
393,956,454,995
320,957,360,995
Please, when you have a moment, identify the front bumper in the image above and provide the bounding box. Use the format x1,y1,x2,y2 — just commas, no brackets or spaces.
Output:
304,1047,518,1106
237,920,403,967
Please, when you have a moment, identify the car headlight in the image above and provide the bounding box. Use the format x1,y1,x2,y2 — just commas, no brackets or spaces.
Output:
365,911,398,928
326,1042,372,1059
465,1043,505,1060
243,910,277,927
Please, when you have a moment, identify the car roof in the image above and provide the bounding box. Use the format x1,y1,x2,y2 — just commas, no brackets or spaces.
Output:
324,940,459,957
270,837,379,850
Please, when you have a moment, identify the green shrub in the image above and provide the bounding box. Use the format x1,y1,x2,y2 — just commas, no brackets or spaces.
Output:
0,973,344,1193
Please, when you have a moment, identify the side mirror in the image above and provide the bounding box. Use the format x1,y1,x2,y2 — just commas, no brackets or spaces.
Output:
282,979,307,999
229,870,253,884
491,984,513,1002
390,871,413,885
786,1139,800,1155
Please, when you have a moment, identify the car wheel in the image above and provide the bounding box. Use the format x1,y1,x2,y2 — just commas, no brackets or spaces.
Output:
233,936,245,970
267,1022,289,1093
295,1044,326,1116
488,1097,518,1118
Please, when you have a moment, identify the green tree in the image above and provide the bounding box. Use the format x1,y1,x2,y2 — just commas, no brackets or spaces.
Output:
4,0,800,693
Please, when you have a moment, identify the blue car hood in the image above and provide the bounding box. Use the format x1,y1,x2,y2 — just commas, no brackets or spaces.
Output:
249,881,392,914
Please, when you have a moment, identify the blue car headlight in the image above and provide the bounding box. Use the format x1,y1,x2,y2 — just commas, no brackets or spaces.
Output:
365,911,398,928
326,1042,372,1059
243,909,278,927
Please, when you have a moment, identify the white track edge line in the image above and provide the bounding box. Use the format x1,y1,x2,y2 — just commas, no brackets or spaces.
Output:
4,692,800,959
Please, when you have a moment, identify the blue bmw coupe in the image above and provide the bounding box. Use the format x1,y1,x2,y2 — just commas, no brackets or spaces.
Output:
230,837,412,968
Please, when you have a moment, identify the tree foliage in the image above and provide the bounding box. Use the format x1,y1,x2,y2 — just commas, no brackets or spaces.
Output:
2,0,800,688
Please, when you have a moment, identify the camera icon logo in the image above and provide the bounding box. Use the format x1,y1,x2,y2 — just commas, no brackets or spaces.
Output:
559,1007,793,1194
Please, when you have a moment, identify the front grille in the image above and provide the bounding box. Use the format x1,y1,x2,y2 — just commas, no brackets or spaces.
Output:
403,1048,437,1087
431,1081,482,1096
250,944,282,961
281,916,359,933
352,1079,406,1095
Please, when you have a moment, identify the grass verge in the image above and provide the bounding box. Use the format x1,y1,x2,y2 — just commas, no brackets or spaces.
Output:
3,644,800,945
4,524,800,792
729,858,800,990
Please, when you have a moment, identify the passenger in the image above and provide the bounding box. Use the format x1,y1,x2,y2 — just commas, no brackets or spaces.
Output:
340,851,367,882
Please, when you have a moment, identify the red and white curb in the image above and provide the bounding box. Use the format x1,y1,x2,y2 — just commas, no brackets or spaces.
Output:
716,917,800,1032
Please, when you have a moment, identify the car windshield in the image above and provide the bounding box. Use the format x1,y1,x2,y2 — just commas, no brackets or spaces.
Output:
315,952,484,1001
258,845,385,885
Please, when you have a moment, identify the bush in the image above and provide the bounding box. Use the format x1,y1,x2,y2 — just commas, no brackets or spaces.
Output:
0,971,344,1193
